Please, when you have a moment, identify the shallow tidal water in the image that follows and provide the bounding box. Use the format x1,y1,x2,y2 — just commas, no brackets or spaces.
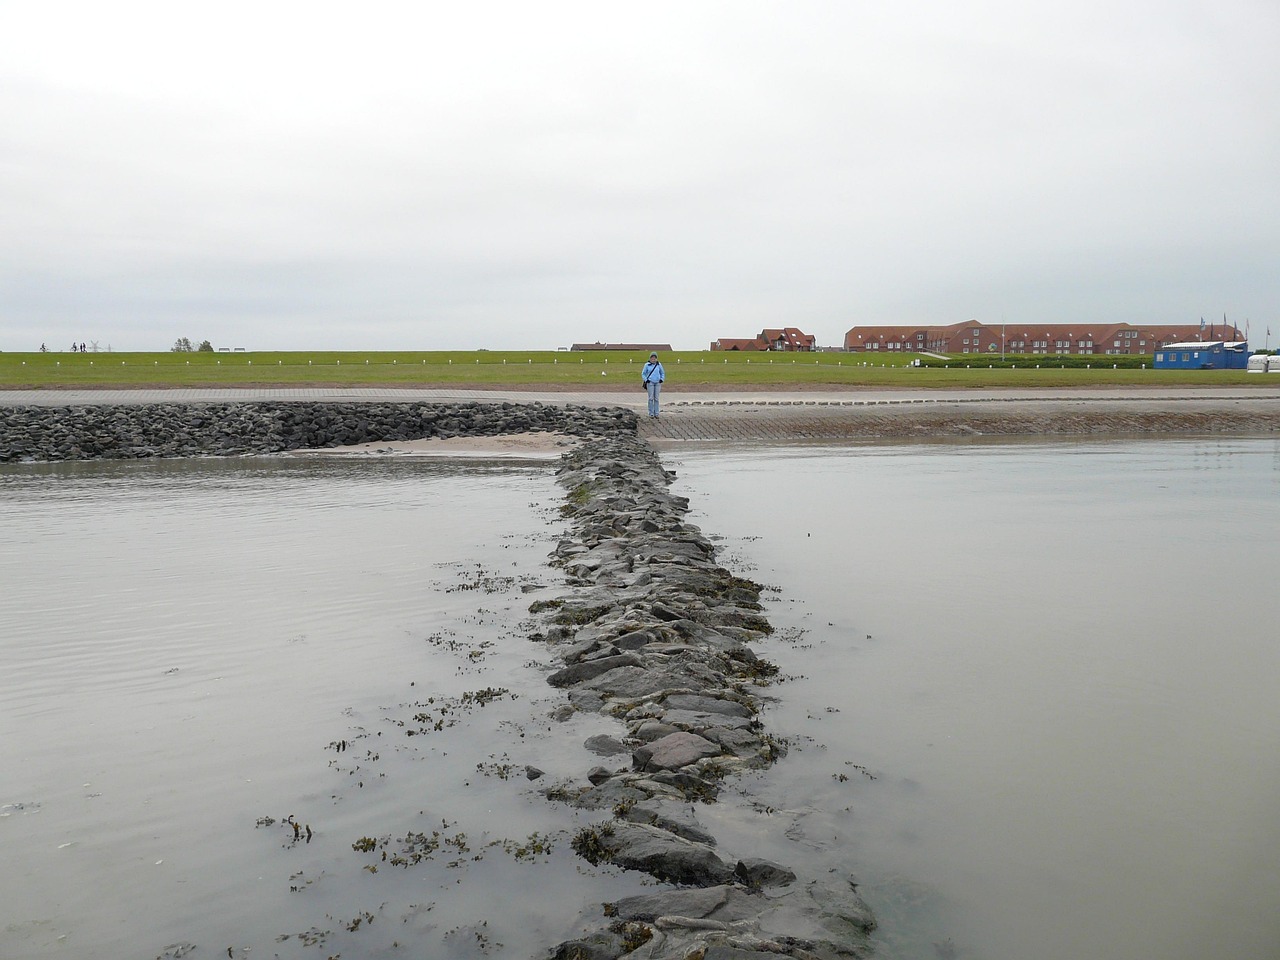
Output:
669,437,1280,960
4,439,1279,960
0,456,647,960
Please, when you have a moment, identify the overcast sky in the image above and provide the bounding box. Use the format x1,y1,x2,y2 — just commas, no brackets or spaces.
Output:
2,1,1277,352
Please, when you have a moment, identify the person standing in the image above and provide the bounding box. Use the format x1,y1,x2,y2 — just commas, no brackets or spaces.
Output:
641,352,665,419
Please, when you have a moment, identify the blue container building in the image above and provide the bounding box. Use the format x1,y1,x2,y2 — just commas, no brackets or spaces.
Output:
1153,341,1250,370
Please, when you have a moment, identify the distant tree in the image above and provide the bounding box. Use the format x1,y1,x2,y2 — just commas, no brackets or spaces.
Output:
197,340,214,352
171,337,194,352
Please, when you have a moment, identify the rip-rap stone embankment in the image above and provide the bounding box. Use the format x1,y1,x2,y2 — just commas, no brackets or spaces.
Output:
534,433,875,960
0,400,631,462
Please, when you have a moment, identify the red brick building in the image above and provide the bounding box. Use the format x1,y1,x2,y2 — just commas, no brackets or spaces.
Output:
843,320,1243,355
711,327,816,352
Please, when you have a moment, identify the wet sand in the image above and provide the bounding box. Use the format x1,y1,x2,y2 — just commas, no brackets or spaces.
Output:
287,430,582,459
640,395,1280,443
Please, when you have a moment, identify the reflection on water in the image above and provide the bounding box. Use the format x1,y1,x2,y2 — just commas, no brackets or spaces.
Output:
0,456,641,960
5,441,1279,960
671,437,1280,960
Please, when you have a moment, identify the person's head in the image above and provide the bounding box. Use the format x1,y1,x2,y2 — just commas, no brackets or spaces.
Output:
649,353,658,361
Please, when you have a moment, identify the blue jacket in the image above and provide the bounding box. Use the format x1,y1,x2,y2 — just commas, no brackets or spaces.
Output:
642,360,665,385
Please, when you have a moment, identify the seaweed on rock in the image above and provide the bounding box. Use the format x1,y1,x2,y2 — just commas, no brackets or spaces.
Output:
534,432,875,959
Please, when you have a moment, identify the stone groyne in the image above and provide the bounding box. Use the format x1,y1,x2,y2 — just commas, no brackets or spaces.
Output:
2,399,874,957
535,433,874,960
0,400,632,462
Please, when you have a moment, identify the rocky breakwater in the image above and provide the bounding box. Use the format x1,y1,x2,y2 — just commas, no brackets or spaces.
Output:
533,434,875,960
0,400,633,462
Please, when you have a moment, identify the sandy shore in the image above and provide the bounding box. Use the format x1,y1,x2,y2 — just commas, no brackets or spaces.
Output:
287,430,583,459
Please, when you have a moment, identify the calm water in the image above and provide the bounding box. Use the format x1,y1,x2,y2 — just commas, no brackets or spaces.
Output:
670,437,1280,960
4,441,1279,960
0,457,643,960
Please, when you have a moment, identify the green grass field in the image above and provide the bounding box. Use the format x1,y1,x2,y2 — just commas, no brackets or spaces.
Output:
0,349,1268,389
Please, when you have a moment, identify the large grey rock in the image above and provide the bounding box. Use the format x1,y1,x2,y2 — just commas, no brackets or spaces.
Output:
611,884,745,922
589,656,729,701
620,798,717,846
548,653,644,687
593,821,733,886
663,694,754,718
658,709,753,734
734,857,797,889
633,732,722,772
630,720,680,742
583,734,629,757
